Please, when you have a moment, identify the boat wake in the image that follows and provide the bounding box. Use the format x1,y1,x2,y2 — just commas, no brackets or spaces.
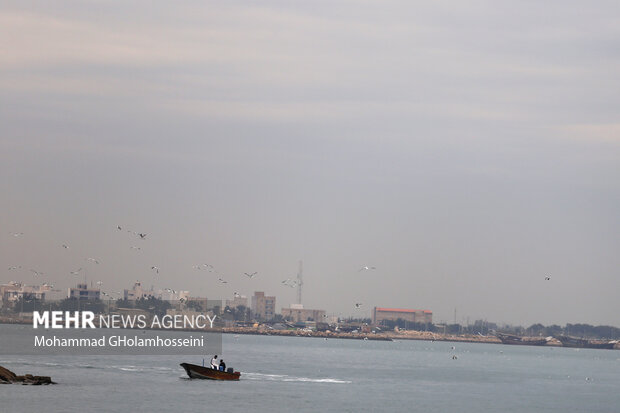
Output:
243,372,351,384
0,360,175,374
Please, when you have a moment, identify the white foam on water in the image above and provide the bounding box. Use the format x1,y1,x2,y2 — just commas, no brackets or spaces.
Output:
243,372,351,384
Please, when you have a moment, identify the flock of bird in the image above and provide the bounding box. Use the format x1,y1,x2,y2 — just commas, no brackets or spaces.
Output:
9,228,555,312
6,228,383,310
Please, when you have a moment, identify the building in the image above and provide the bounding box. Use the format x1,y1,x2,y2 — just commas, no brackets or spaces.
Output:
124,281,155,301
281,304,326,323
251,291,276,320
159,289,190,302
226,295,248,309
68,283,101,300
372,307,432,325
1,282,51,304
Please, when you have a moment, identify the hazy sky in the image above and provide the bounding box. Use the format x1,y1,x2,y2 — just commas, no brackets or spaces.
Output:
1,1,619,327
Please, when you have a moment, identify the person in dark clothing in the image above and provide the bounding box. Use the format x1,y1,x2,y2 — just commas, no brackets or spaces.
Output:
219,359,226,371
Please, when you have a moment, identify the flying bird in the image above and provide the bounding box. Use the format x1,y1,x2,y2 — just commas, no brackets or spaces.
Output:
130,246,141,251
281,279,297,288
70,268,83,275
151,266,159,274
62,244,69,249
139,233,147,239
218,278,227,284
86,258,100,264
8,266,21,270
544,276,551,281
244,272,258,278
358,266,376,272
234,292,241,298
96,281,103,286
9,232,24,237
194,263,214,271
30,269,44,277
354,303,363,309
117,225,122,231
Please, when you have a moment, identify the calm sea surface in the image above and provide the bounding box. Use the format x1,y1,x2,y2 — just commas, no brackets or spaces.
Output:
2,333,619,412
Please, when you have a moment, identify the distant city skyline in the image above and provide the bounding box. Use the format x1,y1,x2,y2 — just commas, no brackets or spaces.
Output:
1,1,619,327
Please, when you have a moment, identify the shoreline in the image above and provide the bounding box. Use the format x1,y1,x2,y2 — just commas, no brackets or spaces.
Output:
2,317,616,349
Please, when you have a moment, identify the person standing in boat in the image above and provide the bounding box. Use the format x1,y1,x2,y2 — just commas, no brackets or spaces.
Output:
210,355,219,370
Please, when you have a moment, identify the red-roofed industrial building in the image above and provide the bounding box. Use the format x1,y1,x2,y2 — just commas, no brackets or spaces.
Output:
372,307,432,325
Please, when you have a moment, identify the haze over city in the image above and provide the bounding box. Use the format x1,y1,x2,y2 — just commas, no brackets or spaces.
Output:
1,1,618,327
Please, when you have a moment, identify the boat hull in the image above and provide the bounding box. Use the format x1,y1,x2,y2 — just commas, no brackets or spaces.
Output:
496,333,548,346
554,336,617,350
180,363,241,381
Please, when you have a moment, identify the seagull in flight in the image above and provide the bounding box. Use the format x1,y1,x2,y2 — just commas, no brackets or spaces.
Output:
96,281,104,286
8,266,21,270
9,232,24,237
62,244,69,249
234,292,241,298
244,272,258,278
117,225,122,231
151,266,159,274
354,303,363,309
138,233,147,239
30,269,44,277
281,279,297,288
130,246,141,251
358,266,376,272
544,276,551,281
70,268,83,275
218,278,227,284
86,258,100,264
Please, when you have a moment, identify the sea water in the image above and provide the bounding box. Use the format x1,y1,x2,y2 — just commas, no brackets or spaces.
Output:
2,333,619,412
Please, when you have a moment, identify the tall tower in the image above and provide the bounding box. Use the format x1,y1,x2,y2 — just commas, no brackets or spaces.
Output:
296,260,303,305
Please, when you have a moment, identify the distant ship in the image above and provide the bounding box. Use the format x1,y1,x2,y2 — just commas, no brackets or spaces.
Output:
495,332,550,346
554,335,617,350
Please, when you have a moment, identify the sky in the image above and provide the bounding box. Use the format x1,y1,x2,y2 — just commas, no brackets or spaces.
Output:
1,1,619,327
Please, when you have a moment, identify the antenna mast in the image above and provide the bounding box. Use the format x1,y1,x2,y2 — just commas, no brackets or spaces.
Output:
297,260,303,305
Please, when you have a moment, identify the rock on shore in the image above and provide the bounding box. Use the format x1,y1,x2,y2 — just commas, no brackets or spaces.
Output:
0,365,55,385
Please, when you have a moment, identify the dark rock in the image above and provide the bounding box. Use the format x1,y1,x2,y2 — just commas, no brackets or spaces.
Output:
0,365,17,382
0,365,55,385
